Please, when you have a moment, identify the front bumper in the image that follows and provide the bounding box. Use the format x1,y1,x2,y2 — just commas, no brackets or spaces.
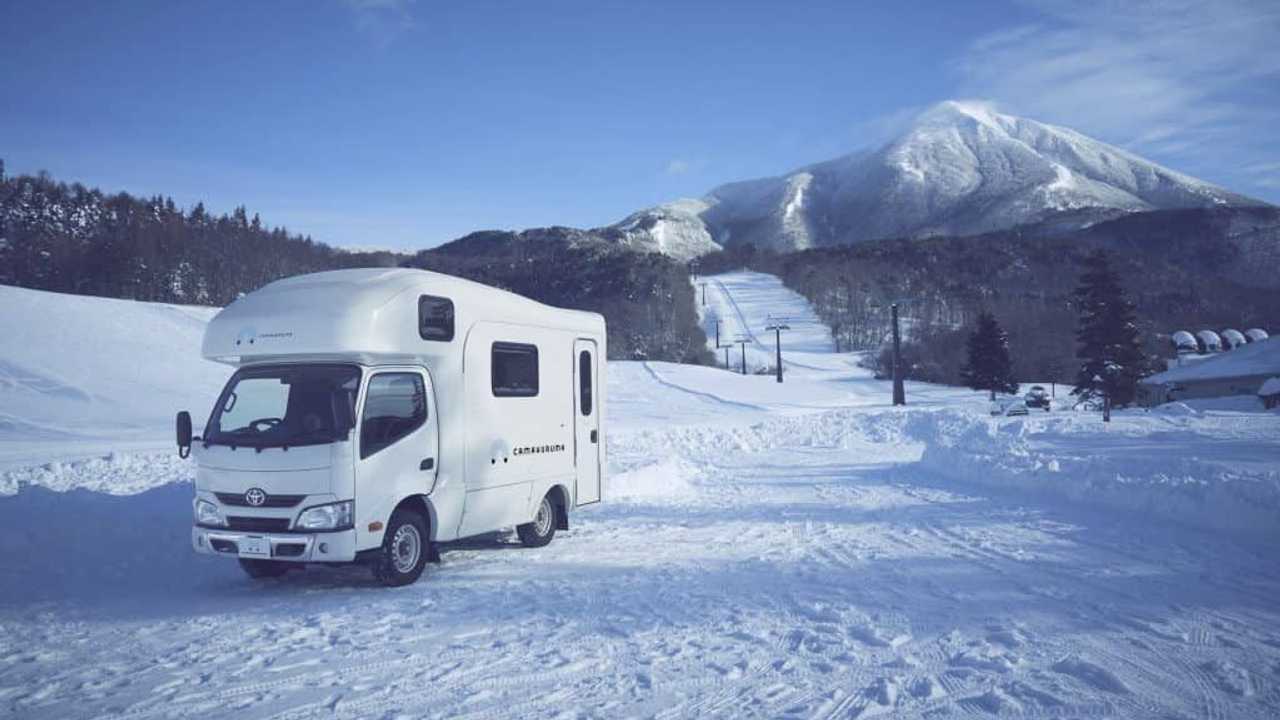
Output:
191,526,358,563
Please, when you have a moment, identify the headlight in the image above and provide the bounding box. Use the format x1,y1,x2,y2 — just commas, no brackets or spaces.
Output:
295,501,353,531
195,499,225,527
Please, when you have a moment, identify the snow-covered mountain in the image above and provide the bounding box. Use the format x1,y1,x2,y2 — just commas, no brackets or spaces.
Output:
608,101,1265,258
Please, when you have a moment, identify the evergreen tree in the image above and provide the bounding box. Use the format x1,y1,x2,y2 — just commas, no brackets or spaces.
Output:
961,311,1019,400
1071,250,1146,408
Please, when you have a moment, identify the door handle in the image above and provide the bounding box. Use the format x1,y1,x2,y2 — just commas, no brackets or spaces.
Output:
590,430,598,444
420,458,435,471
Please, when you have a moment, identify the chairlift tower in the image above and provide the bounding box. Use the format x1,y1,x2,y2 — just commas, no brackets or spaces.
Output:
765,317,791,383
891,303,905,405
870,296,915,406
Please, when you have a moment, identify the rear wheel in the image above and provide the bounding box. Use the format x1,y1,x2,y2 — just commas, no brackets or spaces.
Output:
372,510,428,586
517,493,557,548
238,558,290,579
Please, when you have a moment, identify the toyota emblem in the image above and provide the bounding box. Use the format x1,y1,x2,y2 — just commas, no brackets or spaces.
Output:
244,488,267,507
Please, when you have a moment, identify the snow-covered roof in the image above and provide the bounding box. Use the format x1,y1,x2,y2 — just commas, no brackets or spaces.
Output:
1260,377,1280,397
1196,330,1222,349
1171,330,1197,349
1221,329,1246,348
1144,337,1280,385
1246,328,1270,343
202,268,603,366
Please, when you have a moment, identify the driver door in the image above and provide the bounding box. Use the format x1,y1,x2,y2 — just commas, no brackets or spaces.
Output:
354,368,438,550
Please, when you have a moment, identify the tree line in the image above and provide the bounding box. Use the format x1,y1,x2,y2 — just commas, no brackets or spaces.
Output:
0,163,402,305
960,250,1151,412
0,163,712,364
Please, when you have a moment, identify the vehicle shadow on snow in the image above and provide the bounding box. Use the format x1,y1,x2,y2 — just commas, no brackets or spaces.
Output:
0,482,573,621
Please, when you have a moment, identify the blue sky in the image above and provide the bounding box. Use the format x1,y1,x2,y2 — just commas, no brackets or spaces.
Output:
3,0,1278,250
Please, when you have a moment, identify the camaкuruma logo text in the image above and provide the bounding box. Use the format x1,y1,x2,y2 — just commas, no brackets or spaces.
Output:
513,443,566,456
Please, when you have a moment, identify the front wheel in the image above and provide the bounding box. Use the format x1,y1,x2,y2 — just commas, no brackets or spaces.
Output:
372,510,429,587
517,493,557,548
238,558,290,579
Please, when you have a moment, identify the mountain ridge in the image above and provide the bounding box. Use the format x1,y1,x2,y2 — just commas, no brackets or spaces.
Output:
604,101,1268,259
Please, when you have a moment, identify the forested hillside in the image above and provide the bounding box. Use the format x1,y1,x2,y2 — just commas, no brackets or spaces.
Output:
699,207,1280,387
410,228,713,364
0,164,711,363
0,164,404,305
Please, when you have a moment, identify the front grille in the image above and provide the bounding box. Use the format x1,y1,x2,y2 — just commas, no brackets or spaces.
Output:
226,516,292,533
216,492,306,508
274,543,307,558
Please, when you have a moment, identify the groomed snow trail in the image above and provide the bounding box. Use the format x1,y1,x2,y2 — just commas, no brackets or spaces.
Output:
2,278,1279,719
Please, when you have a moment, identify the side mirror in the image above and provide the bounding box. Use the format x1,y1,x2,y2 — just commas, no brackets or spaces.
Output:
176,411,193,458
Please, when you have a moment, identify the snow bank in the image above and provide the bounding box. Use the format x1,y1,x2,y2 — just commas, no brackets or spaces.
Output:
0,450,194,496
0,284,229,470
606,458,698,501
612,403,1280,541
912,410,1280,540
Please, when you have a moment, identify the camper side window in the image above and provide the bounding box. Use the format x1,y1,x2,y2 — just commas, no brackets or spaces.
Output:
360,373,427,459
418,295,454,341
579,349,593,416
492,342,539,397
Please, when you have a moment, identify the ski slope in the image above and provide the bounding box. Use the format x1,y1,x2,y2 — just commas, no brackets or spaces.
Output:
2,279,1280,720
697,271,861,375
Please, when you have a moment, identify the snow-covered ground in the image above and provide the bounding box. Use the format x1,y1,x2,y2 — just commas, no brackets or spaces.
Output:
2,276,1279,719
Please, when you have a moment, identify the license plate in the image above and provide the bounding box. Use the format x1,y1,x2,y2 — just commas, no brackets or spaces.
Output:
239,536,270,557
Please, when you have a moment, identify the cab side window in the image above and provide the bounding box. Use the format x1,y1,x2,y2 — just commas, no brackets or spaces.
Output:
361,373,427,459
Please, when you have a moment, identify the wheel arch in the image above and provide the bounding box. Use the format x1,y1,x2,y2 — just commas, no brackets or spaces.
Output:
546,483,570,531
391,494,437,541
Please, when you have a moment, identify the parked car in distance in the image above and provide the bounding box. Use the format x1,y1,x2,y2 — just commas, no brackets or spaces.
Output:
1025,385,1051,411
989,399,1030,417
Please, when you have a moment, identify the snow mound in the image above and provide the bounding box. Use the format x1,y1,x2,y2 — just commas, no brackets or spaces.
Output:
912,409,1280,539
606,459,698,501
0,284,229,471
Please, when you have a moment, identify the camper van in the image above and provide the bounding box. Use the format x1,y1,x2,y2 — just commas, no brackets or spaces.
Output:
178,268,606,586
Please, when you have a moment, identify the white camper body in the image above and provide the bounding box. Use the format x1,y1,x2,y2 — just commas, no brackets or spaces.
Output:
186,268,605,584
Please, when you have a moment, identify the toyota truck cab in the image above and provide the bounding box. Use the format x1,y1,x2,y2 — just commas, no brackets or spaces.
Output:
179,268,606,586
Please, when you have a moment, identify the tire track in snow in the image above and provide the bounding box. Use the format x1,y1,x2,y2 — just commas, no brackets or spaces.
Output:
638,361,766,412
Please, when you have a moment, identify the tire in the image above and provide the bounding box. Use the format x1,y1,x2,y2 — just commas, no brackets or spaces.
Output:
372,509,429,587
238,558,290,579
517,493,557,548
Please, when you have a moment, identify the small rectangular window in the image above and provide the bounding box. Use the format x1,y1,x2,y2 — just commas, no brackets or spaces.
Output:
418,295,454,341
579,349,593,416
492,342,539,397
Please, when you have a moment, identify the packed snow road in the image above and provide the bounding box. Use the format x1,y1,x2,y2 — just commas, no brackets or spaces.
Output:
2,276,1279,719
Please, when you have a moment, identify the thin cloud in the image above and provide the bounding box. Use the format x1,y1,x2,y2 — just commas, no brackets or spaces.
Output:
343,0,417,47
954,0,1280,200
665,158,693,176
847,104,924,149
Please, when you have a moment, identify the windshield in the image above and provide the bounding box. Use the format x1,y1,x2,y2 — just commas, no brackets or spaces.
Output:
205,364,361,448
